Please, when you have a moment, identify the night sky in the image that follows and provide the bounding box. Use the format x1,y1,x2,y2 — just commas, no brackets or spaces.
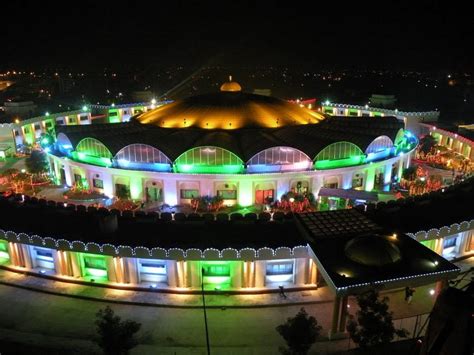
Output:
2,0,473,71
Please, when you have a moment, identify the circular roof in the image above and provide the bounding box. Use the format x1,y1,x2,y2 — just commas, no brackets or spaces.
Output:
137,82,325,130
344,235,401,267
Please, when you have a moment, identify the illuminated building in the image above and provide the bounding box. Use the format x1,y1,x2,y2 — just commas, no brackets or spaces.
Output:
45,80,418,206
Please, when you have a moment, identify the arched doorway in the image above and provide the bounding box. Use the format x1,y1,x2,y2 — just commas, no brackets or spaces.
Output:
255,182,275,204
145,181,163,202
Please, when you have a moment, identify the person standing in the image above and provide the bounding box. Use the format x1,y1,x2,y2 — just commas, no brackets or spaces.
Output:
405,287,415,304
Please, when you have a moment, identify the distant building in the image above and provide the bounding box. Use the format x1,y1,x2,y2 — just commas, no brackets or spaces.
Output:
369,94,397,108
253,88,271,96
4,101,37,118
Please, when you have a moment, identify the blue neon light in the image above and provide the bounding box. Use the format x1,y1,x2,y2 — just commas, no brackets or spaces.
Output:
114,159,171,172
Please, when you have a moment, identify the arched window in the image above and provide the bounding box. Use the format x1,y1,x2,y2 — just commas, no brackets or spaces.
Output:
365,136,394,154
247,146,312,173
174,146,244,174
365,136,394,162
73,138,113,167
314,142,365,169
56,133,73,156
114,144,172,172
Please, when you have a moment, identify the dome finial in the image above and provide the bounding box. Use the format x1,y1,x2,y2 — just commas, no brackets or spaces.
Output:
220,76,242,92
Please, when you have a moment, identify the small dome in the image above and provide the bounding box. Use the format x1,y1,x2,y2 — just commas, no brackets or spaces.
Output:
220,76,242,92
344,235,401,267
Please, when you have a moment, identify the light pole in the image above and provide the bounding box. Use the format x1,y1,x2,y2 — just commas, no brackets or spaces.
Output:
201,267,211,355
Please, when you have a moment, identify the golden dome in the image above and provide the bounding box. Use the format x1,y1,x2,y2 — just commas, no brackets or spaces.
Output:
137,89,325,130
220,76,242,92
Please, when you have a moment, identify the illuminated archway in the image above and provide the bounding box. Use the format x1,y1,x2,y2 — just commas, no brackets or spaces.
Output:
174,146,244,174
114,144,172,172
247,146,312,173
56,133,73,156
365,136,394,162
314,142,365,169
72,137,113,167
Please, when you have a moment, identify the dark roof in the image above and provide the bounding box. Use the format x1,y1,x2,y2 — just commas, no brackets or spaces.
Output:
296,211,460,295
56,115,403,161
297,209,382,240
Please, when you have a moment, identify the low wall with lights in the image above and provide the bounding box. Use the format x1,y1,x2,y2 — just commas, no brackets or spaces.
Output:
322,103,439,135
0,229,316,290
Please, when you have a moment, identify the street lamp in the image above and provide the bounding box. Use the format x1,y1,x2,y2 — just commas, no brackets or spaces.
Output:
201,267,211,355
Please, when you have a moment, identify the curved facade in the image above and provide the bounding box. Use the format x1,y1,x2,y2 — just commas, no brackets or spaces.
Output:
47,84,418,206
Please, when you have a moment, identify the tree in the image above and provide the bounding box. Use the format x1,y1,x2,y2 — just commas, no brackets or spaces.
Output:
418,135,437,154
276,307,322,355
95,306,141,355
346,289,408,350
401,165,417,181
25,150,49,175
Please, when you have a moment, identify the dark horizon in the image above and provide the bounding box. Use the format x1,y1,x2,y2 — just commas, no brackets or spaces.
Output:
2,1,473,72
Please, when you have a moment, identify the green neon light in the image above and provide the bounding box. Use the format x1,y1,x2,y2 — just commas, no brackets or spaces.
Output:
108,109,120,123
80,253,108,280
85,268,108,277
174,164,244,174
323,106,334,114
0,241,10,263
203,276,230,284
71,151,112,167
201,261,235,288
314,155,365,169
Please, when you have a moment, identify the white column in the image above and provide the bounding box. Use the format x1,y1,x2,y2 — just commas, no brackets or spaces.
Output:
384,163,393,185
341,172,353,189
238,180,253,207
106,256,117,282
255,260,266,288
187,261,201,288
7,243,21,267
69,252,82,278
405,152,412,168
458,231,471,257
126,257,139,284
102,173,114,198
163,179,178,206
312,175,324,198
397,155,405,181
364,167,376,191
20,244,33,269
64,164,73,186
166,260,178,287
230,261,242,289
294,258,308,285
